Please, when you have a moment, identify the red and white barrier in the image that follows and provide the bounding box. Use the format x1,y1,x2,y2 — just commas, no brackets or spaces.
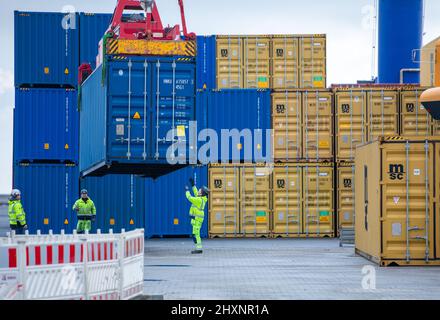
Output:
0,229,144,300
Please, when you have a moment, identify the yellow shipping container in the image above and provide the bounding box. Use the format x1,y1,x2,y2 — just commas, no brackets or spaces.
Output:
271,36,299,89
216,36,242,89
272,91,302,161
400,89,432,136
272,164,302,236
208,165,240,237
299,35,326,89
303,164,334,236
335,89,367,161
337,163,355,232
355,137,440,266
302,90,334,160
240,165,272,237
367,89,399,141
243,36,271,89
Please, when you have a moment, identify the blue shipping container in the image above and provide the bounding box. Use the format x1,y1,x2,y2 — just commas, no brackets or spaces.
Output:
199,89,272,163
80,175,145,233
14,88,79,163
12,164,79,234
80,56,196,177
79,13,112,70
145,166,208,238
14,11,79,87
196,36,216,90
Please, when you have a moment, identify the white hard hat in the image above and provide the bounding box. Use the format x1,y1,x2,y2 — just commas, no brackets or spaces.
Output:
11,189,21,197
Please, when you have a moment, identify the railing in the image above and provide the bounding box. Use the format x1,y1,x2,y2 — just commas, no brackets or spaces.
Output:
0,229,144,300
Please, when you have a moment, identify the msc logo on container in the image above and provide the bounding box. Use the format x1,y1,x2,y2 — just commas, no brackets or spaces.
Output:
276,179,286,189
214,179,223,189
341,104,351,114
343,178,352,188
221,49,229,58
406,103,415,113
388,164,405,180
276,104,286,114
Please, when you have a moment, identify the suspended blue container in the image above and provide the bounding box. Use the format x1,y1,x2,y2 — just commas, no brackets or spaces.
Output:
80,175,146,233
12,164,79,234
145,166,208,238
80,56,196,177
14,88,79,163
14,11,79,87
196,36,216,90
378,0,424,84
79,13,112,70
200,89,272,163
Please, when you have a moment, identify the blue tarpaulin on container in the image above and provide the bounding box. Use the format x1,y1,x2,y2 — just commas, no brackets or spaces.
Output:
14,11,79,87
14,88,79,163
80,174,146,233
12,164,79,234
145,165,208,238
80,56,196,177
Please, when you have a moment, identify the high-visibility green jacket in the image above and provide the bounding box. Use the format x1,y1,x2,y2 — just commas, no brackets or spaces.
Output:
72,198,96,217
186,186,207,220
8,200,26,226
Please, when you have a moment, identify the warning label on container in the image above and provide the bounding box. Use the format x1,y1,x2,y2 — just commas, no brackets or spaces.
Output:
177,126,186,137
319,211,330,222
414,169,421,176
133,112,141,120
256,211,266,222
319,141,329,148
393,197,400,204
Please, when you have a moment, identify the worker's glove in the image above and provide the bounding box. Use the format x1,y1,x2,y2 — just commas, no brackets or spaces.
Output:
23,224,28,230
189,178,195,187
185,185,189,191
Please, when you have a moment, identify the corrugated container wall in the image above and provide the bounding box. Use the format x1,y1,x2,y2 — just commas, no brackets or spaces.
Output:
202,89,272,163
79,13,112,70
15,11,79,87
355,137,439,266
196,36,216,90
299,35,327,88
14,88,79,163
80,175,145,233
80,56,196,177
367,89,399,141
145,166,208,238
400,89,433,136
13,164,79,234
337,163,355,231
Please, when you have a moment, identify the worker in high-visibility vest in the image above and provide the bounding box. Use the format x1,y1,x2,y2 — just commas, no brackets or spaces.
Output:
8,189,27,235
72,189,96,234
185,178,209,254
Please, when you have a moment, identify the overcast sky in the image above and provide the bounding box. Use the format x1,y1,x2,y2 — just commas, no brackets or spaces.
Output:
0,0,439,194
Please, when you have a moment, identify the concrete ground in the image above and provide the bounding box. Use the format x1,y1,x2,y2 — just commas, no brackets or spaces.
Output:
144,238,440,300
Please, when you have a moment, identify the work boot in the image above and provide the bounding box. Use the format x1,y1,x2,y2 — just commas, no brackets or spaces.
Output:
191,250,203,254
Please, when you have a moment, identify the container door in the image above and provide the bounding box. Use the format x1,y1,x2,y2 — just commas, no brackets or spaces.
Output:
400,90,432,136
303,165,334,236
302,91,334,160
299,36,326,88
108,58,152,161
240,166,271,237
367,90,399,141
209,166,240,236
243,37,270,89
151,58,196,162
271,36,299,89
216,37,242,89
272,91,302,161
381,141,435,261
335,91,367,161
337,164,356,231
272,165,302,236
